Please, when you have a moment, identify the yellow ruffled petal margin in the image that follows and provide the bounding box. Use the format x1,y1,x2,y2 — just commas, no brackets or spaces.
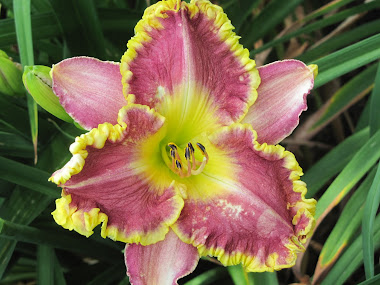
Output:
173,123,316,272
50,104,185,245
49,123,126,185
120,0,260,123
52,187,184,245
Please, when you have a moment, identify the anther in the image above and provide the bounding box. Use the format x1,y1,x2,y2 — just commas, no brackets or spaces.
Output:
196,142,209,163
168,143,177,150
187,142,195,153
185,147,190,160
175,160,182,170
170,149,176,159
166,142,209,178
196,143,205,154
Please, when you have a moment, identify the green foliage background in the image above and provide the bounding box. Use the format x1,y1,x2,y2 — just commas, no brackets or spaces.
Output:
0,0,380,284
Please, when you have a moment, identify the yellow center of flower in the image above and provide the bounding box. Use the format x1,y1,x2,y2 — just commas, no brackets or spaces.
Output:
163,142,209,178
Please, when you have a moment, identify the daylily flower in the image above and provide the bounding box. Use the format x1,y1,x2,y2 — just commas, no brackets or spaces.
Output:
48,0,317,284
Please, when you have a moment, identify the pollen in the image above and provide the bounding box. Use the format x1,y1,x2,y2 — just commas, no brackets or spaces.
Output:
168,142,209,178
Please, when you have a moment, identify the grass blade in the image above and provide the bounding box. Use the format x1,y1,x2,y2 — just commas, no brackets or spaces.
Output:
251,1,380,56
0,131,34,158
0,218,122,263
303,128,369,198
87,262,126,285
311,64,377,131
298,19,380,63
0,156,59,197
53,253,67,285
312,34,380,88
315,129,380,221
227,264,249,285
248,272,279,285
71,0,106,59
362,163,380,278
37,245,54,285
184,267,228,285
357,274,380,285
242,0,303,47
369,62,380,136
0,185,51,278
313,167,375,283
13,0,38,163
321,214,380,285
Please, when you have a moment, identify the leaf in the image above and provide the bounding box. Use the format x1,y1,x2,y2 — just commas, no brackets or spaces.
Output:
37,245,54,285
248,272,279,285
241,0,304,47
53,254,67,285
315,129,380,221
312,34,380,88
0,13,61,47
369,62,380,136
298,19,380,63
312,64,376,130
0,156,59,197
87,262,126,285
228,264,249,285
223,0,260,32
71,0,107,59
0,218,122,263
0,185,51,278
303,128,369,198
251,1,380,56
0,131,34,158
362,163,380,278
313,167,375,283
321,214,380,285
13,0,38,163
184,267,228,285
357,274,380,285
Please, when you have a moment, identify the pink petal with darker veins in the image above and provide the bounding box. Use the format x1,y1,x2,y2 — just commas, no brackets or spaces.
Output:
242,60,315,145
125,229,199,285
52,56,126,130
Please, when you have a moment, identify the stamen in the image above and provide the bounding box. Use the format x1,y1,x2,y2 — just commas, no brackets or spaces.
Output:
170,148,176,169
175,160,182,170
184,147,190,160
187,142,197,170
184,147,192,176
168,143,177,150
187,142,195,153
196,143,205,153
170,149,176,159
167,141,209,178
191,157,207,175
196,142,209,163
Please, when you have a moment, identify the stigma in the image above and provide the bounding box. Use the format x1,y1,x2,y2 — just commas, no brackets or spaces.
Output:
168,142,209,178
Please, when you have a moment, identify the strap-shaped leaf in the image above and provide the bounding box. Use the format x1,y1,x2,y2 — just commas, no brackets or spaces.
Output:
315,129,380,220
314,167,375,283
313,34,380,88
321,214,380,285
303,128,369,198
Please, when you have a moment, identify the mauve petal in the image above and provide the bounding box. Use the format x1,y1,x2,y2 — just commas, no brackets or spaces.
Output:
121,0,260,140
242,60,315,145
172,124,316,271
50,105,184,245
52,56,126,130
125,229,199,285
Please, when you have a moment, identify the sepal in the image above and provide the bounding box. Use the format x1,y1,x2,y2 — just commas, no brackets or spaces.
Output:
23,65,73,122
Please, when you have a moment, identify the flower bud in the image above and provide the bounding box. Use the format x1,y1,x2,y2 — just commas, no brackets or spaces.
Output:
23,65,73,123
0,50,24,96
